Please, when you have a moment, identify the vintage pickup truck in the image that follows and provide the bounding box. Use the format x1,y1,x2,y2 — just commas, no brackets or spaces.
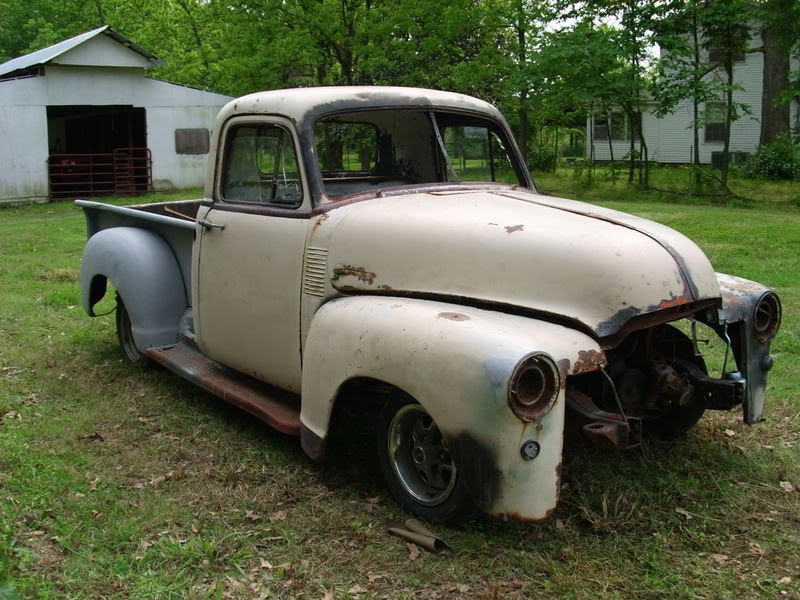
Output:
78,87,781,522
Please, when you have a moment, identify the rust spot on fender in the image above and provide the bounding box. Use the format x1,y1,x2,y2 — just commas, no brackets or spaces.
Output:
505,224,524,234
572,349,606,374
332,265,376,285
658,293,690,309
438,312,470,321
310,211,330,235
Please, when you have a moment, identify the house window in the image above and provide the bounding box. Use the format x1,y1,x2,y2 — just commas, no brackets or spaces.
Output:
593,112,641,141
175,128,210,154
705,102,726,143
707,48,746,64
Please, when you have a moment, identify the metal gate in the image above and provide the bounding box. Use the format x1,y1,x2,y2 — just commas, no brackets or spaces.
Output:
47,147,152,199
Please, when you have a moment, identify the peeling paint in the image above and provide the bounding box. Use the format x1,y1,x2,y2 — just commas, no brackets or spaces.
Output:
438,311,470,321
658,293,690,309
332,264,376,285
572,349,606,374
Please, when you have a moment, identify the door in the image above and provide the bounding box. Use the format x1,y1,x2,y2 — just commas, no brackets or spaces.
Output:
194,118,309,394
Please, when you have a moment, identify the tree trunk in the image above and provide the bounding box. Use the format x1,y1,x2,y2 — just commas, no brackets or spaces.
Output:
692,9,702,191
553,125,559,172
628,124,635,184
175,0,210,86
588,103,594,180
721,60,734,187
94,0,105,25
605,110,615,180
518,94,529,165
516,4,529,163
759,17,791,145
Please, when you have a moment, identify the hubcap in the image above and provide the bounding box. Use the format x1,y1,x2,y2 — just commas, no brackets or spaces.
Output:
387,404,456,506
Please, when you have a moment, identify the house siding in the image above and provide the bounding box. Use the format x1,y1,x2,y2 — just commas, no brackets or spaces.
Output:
587,30,800,164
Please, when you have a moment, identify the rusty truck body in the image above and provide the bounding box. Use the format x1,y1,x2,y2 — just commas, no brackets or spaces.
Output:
78,87,782,522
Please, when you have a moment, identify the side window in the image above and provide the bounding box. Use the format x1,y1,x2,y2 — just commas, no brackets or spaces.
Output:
221,124,302,205
443,126,517,184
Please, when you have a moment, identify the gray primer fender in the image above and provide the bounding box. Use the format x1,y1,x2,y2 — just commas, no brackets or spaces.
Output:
80,227,188,350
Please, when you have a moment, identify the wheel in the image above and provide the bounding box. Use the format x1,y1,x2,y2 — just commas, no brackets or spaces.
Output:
115,295,149,368
376,395,476,522
643,325,707,438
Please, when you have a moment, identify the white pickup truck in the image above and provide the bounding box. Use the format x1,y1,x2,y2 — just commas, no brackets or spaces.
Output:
78,86,781,522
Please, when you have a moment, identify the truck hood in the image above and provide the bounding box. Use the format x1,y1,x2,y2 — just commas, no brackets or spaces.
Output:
323,188,720,338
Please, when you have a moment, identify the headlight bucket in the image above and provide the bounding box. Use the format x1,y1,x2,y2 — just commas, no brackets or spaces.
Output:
753,292,781,343
508,353,560,422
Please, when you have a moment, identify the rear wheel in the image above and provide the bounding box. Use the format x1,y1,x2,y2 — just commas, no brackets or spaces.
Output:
115,295,149,368
376,395,475,522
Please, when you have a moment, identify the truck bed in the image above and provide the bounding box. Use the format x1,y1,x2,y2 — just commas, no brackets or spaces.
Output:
76,198,201,301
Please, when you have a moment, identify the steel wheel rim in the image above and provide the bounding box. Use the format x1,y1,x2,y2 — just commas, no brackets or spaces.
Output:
387,404,456,507
119,305,142,362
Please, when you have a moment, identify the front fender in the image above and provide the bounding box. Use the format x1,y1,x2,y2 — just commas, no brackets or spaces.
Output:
301,296,605,520
80,227,187,350
712,273,781,424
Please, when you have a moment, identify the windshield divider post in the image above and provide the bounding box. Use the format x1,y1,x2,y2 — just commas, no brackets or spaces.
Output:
428,112,459,183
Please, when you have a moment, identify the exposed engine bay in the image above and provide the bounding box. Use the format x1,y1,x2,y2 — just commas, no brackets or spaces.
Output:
566,285,781,450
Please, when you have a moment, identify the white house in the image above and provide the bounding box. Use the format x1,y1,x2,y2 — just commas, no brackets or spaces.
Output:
587,37,800,166
0,27,232,204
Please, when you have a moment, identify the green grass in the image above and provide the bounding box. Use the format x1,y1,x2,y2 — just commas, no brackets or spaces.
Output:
1,180,799,599
535,164,800,209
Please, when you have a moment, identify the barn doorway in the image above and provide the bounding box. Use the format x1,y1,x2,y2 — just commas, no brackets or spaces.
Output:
46,105,151,199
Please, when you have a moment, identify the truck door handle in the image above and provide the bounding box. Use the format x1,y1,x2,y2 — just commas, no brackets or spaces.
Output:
199,219,225,231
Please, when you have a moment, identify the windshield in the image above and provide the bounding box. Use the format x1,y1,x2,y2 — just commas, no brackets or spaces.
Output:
314,109,526,198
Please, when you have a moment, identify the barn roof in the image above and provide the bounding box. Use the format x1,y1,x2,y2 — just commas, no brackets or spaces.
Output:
0,26,161,79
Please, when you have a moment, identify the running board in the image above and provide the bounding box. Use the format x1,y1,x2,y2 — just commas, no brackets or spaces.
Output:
145,341,301,437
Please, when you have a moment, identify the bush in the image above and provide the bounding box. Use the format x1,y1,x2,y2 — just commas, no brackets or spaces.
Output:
741,136,800,180
528,145,557,171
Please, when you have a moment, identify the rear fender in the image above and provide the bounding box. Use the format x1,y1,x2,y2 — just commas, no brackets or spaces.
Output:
80,227,187,350
300,296,605,520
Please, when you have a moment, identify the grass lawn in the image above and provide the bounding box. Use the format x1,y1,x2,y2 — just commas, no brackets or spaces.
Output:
1,180,799,599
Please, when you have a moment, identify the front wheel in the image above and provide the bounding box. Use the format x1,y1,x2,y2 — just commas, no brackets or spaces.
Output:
642,325,707,438
115,295,150,368
376,395,475,523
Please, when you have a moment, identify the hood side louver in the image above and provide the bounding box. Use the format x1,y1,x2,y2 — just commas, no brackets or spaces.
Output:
303,247,328,297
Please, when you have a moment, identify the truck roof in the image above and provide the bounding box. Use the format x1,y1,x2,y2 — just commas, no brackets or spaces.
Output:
218,86,504,123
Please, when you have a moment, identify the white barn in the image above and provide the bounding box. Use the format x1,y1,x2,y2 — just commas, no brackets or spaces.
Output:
0,27,232,204
587,36,800,166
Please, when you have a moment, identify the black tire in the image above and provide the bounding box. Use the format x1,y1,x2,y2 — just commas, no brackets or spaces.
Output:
376,394,476,523
115,295,150,368
643,325,707,438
